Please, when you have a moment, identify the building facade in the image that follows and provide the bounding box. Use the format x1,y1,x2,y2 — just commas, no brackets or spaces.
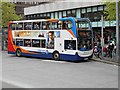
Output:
12,2,51,19
24,1,116,44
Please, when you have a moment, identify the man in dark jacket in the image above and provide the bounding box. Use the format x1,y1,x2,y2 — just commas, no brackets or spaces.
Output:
108,42,114,58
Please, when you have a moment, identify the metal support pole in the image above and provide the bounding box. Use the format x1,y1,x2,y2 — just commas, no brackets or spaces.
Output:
116,0,119,62
101,15,104,59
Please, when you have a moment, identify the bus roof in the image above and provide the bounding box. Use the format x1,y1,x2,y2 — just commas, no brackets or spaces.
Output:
11,17,90,23
59,17,90,22
12,19,47,23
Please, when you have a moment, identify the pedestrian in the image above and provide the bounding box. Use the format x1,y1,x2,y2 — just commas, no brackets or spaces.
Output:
93,45,99,58
108,42,114,58
103,46,107,57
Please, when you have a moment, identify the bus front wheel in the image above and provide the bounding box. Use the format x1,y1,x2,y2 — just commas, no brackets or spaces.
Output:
53,51,60,60
88,54,93,60
16,49,22,57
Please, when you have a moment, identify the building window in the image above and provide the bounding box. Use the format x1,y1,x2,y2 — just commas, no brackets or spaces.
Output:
81,8,86,13
55,12,58,19
76,9,81,18
47,13,50,18
81,11,103,22
51,13,54,19
66,10,76,17
59,12,62,18
67,10,71,15
72,10,75,14
63,11,66,17
87,8,91,12
71,10,76,17
104,5,106,10
92,7,97,12
98,6,104,11
44,13,46,17
28,16,30,20
30,15,33,20
34,2,37,4
37,14,40,19
34,14,37,19
40,14,43,18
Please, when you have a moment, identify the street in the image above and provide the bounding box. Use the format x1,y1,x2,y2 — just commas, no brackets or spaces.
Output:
2,51,118,88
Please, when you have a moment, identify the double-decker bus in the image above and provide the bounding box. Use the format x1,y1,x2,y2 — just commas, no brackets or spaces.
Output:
8,17,93,61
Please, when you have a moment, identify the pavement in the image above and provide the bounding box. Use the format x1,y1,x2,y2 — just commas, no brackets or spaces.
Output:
92,55,119,66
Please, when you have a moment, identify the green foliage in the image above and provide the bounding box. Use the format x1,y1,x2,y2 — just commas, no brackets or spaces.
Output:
104,0,120,20
2,2,22,27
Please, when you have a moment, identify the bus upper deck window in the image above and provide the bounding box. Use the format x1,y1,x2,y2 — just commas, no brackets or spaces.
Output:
51,21,60,30
58,21,62,30
16,23,23,30
62,20,72,29
42,22,49,30
24,22,32,30
33,22,41,30
67,21,72,29
10,23,16,30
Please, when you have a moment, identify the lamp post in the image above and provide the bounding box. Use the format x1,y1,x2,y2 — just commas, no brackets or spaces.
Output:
101,15,104,59
116,0,119,62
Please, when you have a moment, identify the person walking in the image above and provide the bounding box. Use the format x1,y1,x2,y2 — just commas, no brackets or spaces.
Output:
108,41,114,58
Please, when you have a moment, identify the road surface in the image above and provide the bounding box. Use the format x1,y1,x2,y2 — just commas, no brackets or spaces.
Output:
2,51,118,88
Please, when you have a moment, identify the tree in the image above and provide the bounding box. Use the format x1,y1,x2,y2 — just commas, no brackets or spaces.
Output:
103,0,120,20
2,2,22,27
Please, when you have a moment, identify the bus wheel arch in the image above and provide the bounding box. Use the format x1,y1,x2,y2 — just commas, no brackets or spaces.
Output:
52,51,60,60
16,48,22,57
88,54,93,60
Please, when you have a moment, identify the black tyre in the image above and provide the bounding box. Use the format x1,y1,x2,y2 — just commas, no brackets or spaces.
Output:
16,49,22,57
53,51,60,60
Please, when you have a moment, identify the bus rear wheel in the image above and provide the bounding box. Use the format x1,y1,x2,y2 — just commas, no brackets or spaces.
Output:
16,49,22,57
53,51,60,61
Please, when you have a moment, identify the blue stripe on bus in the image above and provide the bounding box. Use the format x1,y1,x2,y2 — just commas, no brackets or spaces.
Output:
22,53,53,59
